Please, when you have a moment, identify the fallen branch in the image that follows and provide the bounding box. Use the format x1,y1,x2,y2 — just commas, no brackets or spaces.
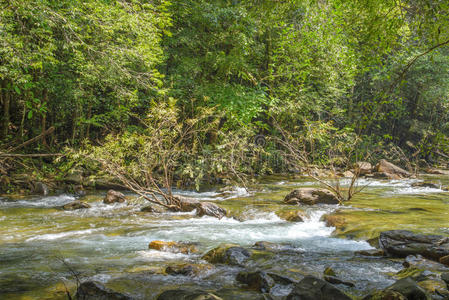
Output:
8,127,55,152
0,153,63,158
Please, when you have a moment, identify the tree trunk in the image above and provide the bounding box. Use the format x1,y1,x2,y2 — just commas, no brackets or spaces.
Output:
2,82,10,139
41,89,48,146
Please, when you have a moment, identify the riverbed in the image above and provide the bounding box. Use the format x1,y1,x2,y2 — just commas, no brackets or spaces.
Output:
1,175,448,299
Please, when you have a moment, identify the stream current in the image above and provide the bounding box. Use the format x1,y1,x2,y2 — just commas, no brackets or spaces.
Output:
1,175,448,299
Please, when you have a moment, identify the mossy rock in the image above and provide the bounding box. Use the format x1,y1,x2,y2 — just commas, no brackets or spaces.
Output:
202,244,251,266
276,209,306,222
149,240,198,254
165,263,214,276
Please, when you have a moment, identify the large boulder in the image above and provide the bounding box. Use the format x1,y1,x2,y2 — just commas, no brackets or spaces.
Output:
196,202,227,219
157,289,222,300
284,188,339,205
202,244,251,266
375,159,410,178
76,281,133,300
379,230,449,260
149,240,198,254
103,189,126,204
286,276,351,300
62,201,91,210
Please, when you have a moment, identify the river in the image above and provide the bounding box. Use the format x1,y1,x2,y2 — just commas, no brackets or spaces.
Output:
1,175,448,299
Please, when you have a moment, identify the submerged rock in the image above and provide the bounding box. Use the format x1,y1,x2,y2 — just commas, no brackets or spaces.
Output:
411,182,440,189
355,249,385,257
103,189,126,204
140,205,162,213
196,202,227,219
286,276,352,300
283,188,339,205
379,230,449,260
165,263,213,276
76,281,133,300
62,201,91,210
375,159,410,178
202,244,251,266
324,275,355,287
157,289,222,300
236,270,275,293
148,240,198,254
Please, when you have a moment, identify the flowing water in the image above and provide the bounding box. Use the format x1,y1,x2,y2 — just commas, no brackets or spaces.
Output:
1,175,449,299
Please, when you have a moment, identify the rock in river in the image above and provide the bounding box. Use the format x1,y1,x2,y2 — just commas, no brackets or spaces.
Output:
363,277,430,300
62,201,91,210
196,202,227,219
202,244,251,266
284,188,339,205
103,189,126,204
379,230,449,260
149,240,198,254
76,281,133,300
236,270,275,293
375,159,410,178
286,276,352,300
157,289,222,300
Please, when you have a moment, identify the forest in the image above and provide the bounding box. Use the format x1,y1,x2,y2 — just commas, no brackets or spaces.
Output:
1,0,449,193
1,1,449,299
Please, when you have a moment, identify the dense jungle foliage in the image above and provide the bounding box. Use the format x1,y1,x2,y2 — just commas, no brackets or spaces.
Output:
1,0,449,191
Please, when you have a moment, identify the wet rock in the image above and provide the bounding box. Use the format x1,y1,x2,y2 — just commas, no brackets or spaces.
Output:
323,266,336,276
62,201,91,210
103,189,126,204
74,185,86,196
34,182,49,196
418,278,449,298
355,249,385,257
439,255,449,266
411,182,440,189
362,290,407,300
252,241,296,253
404,255,449,272
425,168,448,175
165,263,213,276
286,276,352,300
157,289,222,300
372,171,401,180
355,161,372,175
177,196,201,212
321,214,346,229
276,210,306,222
283,188,339,205
386,277,430,300
149,240,198,254
76,281,133,300
267,272,296,285
140,206,162,213
196,202,227,219
202,244,251,266
375,159,410,178
236,271,275,293
441,272,449,285
324,276,355,287
379,230,449,260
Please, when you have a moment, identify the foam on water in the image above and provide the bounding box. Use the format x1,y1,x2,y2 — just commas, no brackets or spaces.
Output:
173,186,252,201
0,194,76,208
26,228,104,242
